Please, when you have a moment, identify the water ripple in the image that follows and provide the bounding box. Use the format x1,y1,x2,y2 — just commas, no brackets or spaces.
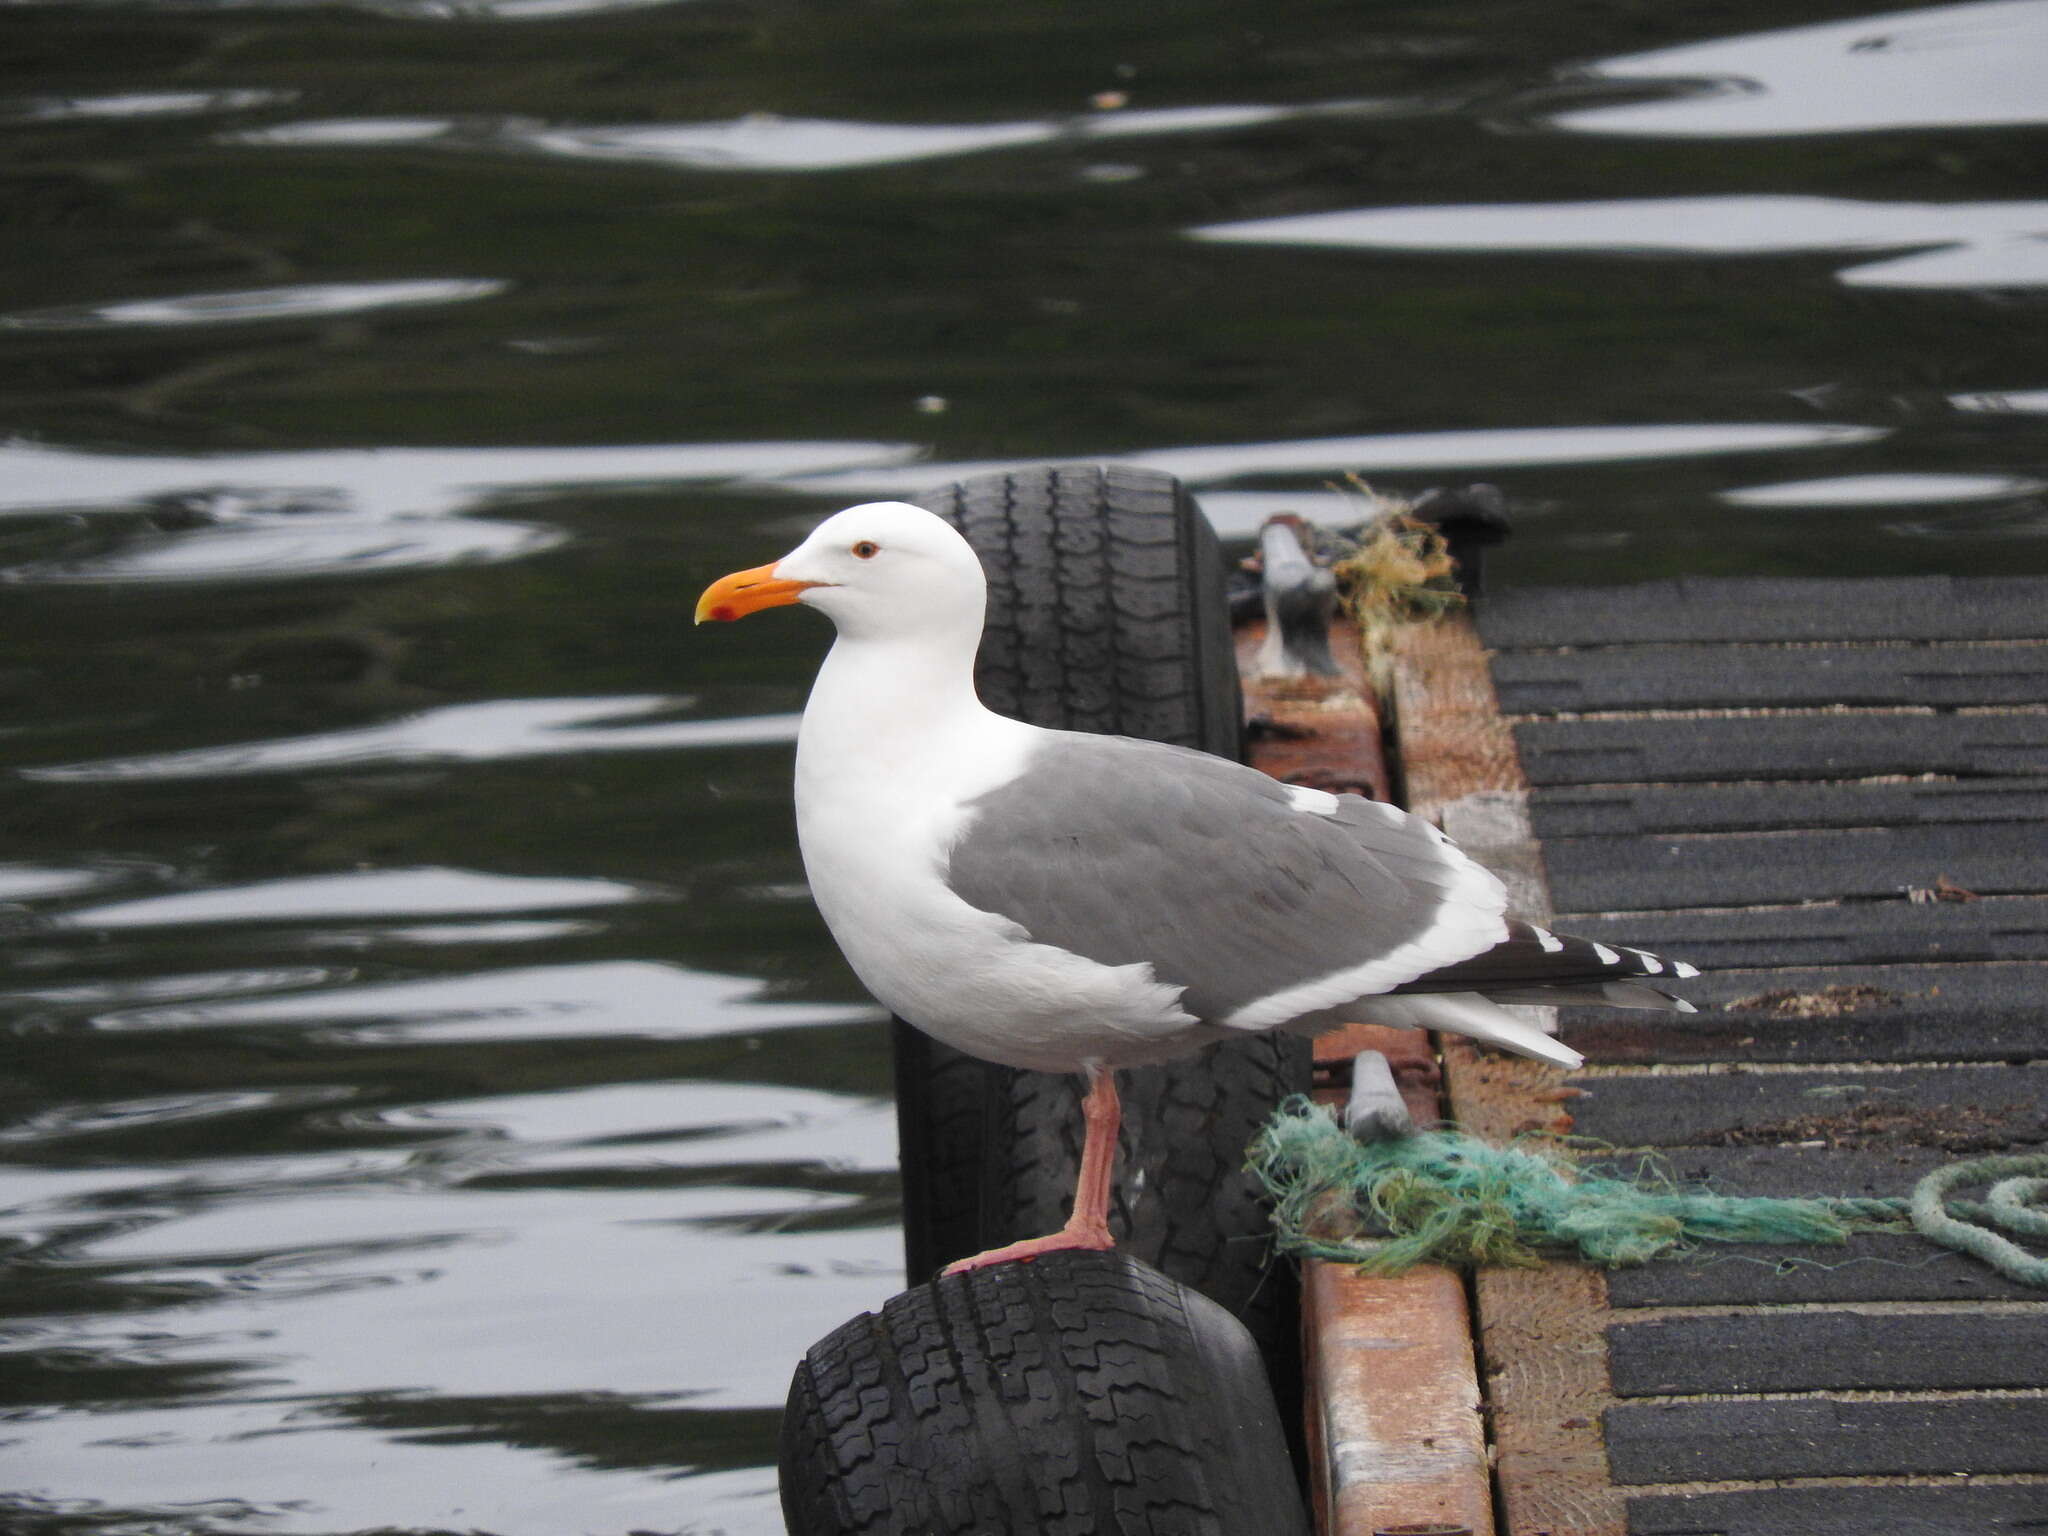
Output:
0,437,922,521
1720,472,2048,507
229,98,1393,174
23,697,800,782
54,868,652,931
1193,194,2048,290
772,423,1890,501
0,280,508,332
5,513,566,585
2,1088,355,1147
1547,0,2048,139
1951,388,2048,415
4,88,293,123
85,962,877,1042
0,864,122,902
384,1081,897,1175
3,967,345,1017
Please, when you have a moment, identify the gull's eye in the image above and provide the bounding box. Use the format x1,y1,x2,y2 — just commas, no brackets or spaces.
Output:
852,540,879,560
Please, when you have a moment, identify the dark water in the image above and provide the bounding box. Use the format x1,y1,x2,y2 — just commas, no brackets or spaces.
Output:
3,2,2045,1531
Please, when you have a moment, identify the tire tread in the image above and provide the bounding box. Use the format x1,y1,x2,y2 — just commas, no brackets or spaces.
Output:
780,1253,1309,1536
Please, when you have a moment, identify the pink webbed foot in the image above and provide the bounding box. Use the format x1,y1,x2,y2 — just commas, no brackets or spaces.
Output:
940,1221,1116,1276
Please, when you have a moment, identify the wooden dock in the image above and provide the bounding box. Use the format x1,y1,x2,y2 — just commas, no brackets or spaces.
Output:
1380,573,2048,1535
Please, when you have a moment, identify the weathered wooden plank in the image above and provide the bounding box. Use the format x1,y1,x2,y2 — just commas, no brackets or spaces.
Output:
1607,1311,2048,1396
1561,963,2048,1065
1391,613,1629,1536
1302,1263,1495,1536
1542,822,2048,912
1604,1394,2048,1483
1251,605,1491,1536
1493,642,2048,714
1553,900,2048,970
1626,1483,2048,1536
1478,575,2048,648
1514,712,2048,786
1564,1063,2048,1151
1530,777,2048,838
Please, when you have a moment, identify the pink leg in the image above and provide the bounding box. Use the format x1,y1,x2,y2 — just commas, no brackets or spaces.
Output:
942,1065,1121,1275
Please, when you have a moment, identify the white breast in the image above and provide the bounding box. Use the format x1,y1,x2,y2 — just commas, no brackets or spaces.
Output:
794,702,1202,1074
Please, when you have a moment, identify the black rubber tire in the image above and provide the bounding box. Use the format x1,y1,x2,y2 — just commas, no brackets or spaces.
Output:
780,1250,1311,1536
892,464,1309,1402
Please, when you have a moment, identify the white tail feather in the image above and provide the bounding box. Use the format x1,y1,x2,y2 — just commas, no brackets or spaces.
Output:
1358,991,1584,1069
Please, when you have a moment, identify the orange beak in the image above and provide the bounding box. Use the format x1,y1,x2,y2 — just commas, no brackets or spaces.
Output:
694,561,823,624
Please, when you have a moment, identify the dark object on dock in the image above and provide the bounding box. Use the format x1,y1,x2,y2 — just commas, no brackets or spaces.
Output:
1407,485,1509,599
1227,484,1510,621
780,1251,1310,1536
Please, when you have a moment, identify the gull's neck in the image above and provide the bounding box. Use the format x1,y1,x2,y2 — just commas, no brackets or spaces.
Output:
795,628,1030,813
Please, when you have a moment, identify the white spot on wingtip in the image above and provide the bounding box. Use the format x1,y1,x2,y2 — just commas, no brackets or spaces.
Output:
1674,998,1699,1013
1673,961,1700,978
1530,926,1565,953
1632,949,1664,975
1592,943,1622,965
1285,783,1341,816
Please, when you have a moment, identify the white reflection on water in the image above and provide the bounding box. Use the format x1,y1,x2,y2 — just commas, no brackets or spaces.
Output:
1951,388,2048,415
326,918,601,947
0,863,117,901
412,0,693,17
1192,195,2048,290
25,696,801,782
7,513,566,585
386,1079,897,1174
3,966,343,1010
0,437,921,520
57,867,651,930
235,114,456,144
2,1085,355,1142
10,1176,893,1532
5,88,292,122
32,1181,895,1401
1550,0,2048,139
11,0,691,19
772,422,1888,500
1720,472,2048,506
0,435,918,585
1,279,508,331
1137,424,1888,480
232,98,1371,173
1,1065,897,1536
88,960,877,1040
522,115,1061,171
12,1414,784,1536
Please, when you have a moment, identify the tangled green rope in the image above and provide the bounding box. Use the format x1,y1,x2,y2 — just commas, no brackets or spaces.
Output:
1249,1098,2048,1287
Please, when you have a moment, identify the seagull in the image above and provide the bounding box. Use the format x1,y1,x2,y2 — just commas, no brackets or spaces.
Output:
698,501,1697,1272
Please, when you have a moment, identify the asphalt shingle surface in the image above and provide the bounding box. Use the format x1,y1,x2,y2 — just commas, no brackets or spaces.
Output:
1473,575,2048,1529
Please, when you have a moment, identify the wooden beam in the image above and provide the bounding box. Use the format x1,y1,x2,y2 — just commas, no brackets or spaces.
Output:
1390,611,1628,1536
1242,610,1492,1536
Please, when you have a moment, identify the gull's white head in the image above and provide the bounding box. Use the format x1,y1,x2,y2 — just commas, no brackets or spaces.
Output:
695,501,988,643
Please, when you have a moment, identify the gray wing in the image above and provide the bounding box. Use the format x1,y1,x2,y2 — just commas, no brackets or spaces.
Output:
945,732,1505,1024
